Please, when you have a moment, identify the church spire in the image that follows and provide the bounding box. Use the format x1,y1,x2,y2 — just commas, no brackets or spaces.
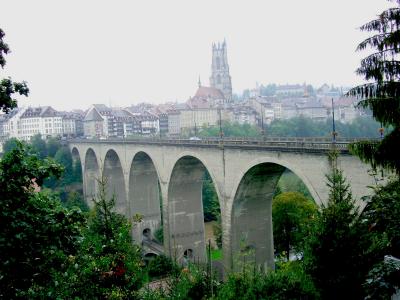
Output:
210,40,232,102
198,76,202,87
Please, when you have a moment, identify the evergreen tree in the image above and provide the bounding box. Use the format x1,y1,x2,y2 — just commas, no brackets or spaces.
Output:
304,153,368,299
348,1,400,173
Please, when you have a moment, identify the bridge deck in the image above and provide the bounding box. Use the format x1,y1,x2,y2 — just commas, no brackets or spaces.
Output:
70,137,377,154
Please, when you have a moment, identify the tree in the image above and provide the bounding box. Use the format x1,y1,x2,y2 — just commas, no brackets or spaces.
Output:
52,173,144,298
272,192,317,261
2,137,20,154
0,142,85,298
30,134,47,159
202,171,220,222
46,137,61,157
303,154,368,299
0,28,29,113
348,2,400,173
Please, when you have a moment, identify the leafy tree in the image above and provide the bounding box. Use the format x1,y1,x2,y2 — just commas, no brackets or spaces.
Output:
275,170,313,199
303,153,368,299
46,137,61,157
30,134,47,159
202,171,220,222
64,191,89,212
2,137,20,154
347,1,400,173
54,146,74,184
199,121,261,138
0,142,85,298
0,28,29,113
272,192,317,261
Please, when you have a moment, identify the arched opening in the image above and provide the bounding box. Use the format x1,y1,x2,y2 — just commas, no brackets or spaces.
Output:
231,163,315,271
84,148,99,208
168,156,221,264
103,149,127,215
231,163,285,271
70,147,85,206
129,152,162,246
143,228,151,240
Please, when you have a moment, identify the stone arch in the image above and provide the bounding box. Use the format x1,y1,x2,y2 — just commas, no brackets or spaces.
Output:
71,147,81,165
229,157,321,207
168,155,220,263
103,149,127,215
129,151,162,245
84,148,99,207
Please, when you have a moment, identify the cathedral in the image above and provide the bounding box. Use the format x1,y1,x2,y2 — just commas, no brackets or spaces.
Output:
190,40,233,106
209,40,232,102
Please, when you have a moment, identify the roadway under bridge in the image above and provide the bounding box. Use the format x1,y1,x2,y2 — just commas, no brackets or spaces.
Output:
69,137,376,273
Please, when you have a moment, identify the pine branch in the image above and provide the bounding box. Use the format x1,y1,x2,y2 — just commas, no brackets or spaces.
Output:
360,7,400,33
357,32,400,52
357,59,400,82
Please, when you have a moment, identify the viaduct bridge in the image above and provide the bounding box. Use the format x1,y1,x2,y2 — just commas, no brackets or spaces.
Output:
69,137,375,272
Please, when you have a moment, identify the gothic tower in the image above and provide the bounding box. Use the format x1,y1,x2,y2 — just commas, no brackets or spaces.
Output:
210,40,232,102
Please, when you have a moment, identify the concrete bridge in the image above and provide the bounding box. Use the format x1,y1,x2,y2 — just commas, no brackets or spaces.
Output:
69,137,375,273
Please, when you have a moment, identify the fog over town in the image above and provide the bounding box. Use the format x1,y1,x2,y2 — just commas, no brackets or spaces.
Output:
0,0,394,110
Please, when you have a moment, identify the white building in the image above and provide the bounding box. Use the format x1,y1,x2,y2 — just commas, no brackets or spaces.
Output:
18,106,63,141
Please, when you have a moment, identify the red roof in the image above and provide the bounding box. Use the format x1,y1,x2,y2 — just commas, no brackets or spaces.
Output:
194,86,224,100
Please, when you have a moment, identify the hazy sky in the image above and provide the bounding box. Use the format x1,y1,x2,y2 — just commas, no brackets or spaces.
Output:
1,0,394,111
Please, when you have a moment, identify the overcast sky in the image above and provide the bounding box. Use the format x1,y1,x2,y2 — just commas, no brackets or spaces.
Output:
0,0,394,111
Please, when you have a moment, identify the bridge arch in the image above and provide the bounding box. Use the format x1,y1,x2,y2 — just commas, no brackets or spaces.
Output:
71,147,81,166
103,149,127,215
229,157,321,207
84,148,99,207
129,151,162,246
167,155,221,264
228,157,320,271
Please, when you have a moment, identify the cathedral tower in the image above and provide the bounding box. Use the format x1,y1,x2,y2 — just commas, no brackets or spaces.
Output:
210,40,232,102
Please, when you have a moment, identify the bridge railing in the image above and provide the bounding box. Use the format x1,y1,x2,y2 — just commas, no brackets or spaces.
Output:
69,136,379,152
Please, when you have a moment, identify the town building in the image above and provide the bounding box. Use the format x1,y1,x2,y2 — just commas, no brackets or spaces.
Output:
18,106,63,141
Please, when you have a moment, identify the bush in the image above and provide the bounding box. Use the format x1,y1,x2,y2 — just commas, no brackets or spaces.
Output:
216,263,318,300
147,255,180,279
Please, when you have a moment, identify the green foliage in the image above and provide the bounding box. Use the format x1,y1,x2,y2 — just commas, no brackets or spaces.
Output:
199,121,260,138
268,116,385,138
30,134,48,159
272,192,317,261
213,218,223,249
46,137,61,157
275,170,313,199
348,3,400,173
154,225,164,244
303,164,368,299
0,142,85,298
202,171,220,222
65,191,89,212
146,255,180,280
363,178,400,259
2,137,20,154
50,173,144,299
216,263,318,300
363,259,400,300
